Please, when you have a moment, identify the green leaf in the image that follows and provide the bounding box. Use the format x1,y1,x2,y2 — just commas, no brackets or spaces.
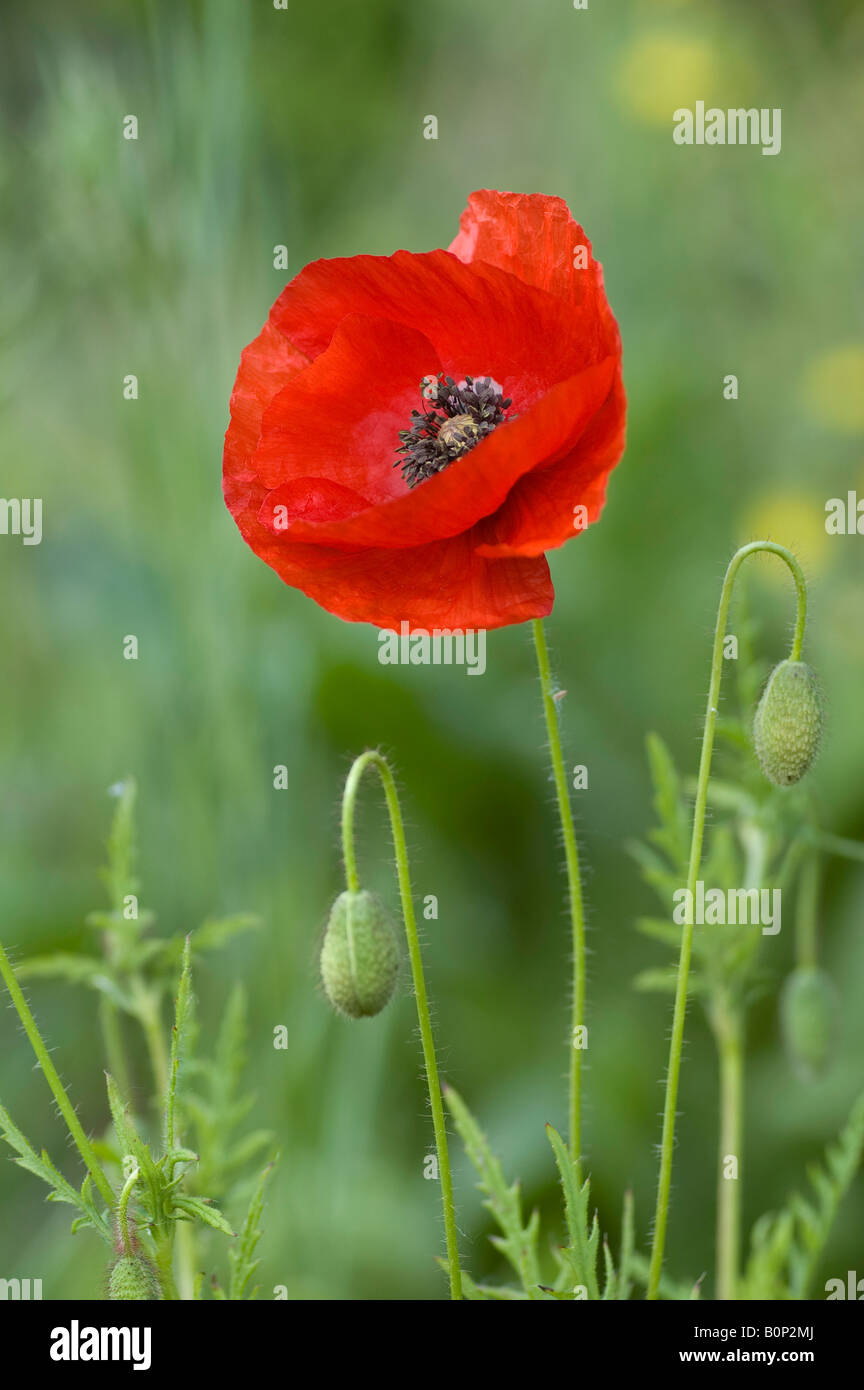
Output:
190,915,260,954
618,1188,635,1302
740,1090,864,1299
164,936,193,1153
634,917,685,948
172,1194,235,1237
13,953,103,984
645,733,690,871
0,1102,112,1243
444,1085,543,1298
546,1124,600,1299
228,1159,275,1300
99,778,140,915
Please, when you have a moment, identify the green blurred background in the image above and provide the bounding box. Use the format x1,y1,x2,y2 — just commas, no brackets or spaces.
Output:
1,0,863,1299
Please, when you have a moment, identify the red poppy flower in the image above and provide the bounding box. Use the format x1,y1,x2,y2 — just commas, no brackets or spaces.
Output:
223,189,625,630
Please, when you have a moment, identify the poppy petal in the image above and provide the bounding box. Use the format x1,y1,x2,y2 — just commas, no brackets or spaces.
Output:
449,188,619,352
269,249,603,404
223,317,310,519
475,374,627,558
273,354,619,551
252,314,442,504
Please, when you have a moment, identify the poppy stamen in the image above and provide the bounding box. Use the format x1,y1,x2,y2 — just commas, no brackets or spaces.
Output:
395,374,512,488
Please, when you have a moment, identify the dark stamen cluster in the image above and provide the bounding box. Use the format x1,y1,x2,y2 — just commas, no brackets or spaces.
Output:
395,374,512,488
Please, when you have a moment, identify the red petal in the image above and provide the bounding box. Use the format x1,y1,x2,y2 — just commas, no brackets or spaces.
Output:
252,314,441,504
274,355,619,550
223,317,310,523
449,189,619,353
236,524,552,630
476,374,627,558
268,249,603,406
258,478,371,536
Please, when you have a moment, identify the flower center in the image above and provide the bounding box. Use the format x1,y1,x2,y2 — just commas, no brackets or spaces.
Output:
395,374,512,488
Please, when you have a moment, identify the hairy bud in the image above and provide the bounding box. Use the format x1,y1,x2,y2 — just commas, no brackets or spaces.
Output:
320,889,399,1019
107,1253,162,1300
753,660,823,786
780,966,836,1079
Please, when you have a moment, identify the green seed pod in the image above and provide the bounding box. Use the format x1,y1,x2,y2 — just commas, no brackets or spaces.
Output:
753,660,823,786
107,1254,162,1301
320,889,399,1019
780,966,836,1079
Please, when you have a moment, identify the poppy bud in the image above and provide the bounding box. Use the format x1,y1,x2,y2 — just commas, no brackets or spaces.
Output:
780,966,836,1079
753,660,823,786
107,1254,162,1300
320,889,399,1019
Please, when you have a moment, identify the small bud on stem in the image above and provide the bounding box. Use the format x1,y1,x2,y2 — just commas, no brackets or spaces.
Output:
754,659,823,786
320,889,399,1019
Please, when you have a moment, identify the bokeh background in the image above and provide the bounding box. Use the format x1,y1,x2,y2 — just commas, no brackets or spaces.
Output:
1,0,863,1300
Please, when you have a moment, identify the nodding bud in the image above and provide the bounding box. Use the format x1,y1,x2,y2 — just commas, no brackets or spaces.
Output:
320,889,399,1019
780,967,836,1079
753,660,823,787
107,1254,162,1300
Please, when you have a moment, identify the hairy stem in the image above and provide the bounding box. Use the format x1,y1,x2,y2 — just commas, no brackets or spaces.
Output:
531,619,587,1177
714,1001,743,1300
0,939,115,1209
99,996,133,1104
646,541,808,1299
117,1165,140,1255
341,750,462,1301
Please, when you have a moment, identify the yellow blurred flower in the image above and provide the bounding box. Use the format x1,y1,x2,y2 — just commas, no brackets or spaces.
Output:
803,346,864,433
739,493,832,583
615,33,716,126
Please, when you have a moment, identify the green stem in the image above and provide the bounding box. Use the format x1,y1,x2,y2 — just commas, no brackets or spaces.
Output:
646,541,808,1300
132,980,169,1110
99,995,133,1104
0,940,115,1209
713,1001,743,1301
117,1165,140,1255
341,751,462,1301
153,1230,180,1301
531,619,587,1176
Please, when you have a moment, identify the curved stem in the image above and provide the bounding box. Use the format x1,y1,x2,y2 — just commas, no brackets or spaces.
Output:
646,540,808,1299
341,751,462,1301
117,1165,140,1255
531,619,586,1176
0,939,116,1209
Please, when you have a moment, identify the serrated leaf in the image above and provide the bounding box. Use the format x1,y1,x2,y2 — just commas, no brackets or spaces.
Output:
444,1085,542,1298
228,1158,275,1300
172,1195,235,1237
13,953,103,983
190,915,260,954
645,733,690,870
740,1090,864,1299
546,1125,600,1300
0,1102,112,1243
